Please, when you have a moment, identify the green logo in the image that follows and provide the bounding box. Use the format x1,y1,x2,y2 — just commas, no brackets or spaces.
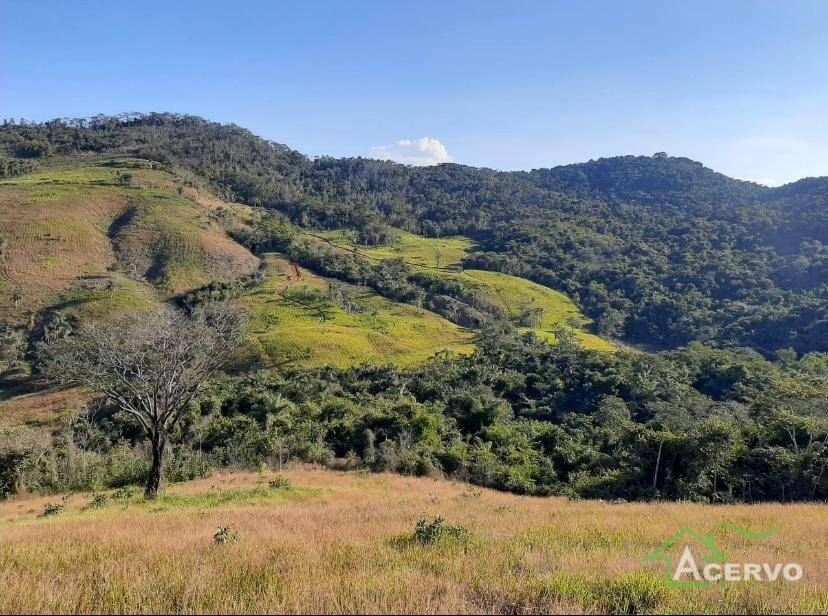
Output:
645,524,786,587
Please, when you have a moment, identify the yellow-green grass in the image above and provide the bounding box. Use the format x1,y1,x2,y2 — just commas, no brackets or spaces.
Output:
1,468,826,614
0,162,258,325
462,269,616,351
307,228,616,351
311,228,475,270
237,253,474,369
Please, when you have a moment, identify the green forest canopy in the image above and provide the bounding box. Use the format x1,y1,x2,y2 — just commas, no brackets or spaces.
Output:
3,113,825,355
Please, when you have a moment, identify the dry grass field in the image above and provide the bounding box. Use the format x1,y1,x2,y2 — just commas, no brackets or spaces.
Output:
1,468,826,614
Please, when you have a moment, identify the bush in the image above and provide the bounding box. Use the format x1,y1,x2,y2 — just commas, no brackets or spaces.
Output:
85,493,108,510
39,503,63,517
0,448,32,498
214,526,239,544
112,486,136,501
413,516,471,545
268,475,292,490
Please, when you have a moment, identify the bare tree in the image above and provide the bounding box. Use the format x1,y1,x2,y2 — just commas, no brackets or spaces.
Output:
47,303,245,497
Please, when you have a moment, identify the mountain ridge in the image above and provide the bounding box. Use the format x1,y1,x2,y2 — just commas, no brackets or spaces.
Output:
1,113,826,355
4,113,826,189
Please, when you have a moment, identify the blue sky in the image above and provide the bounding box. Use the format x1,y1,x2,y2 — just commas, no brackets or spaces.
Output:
3,0,827,185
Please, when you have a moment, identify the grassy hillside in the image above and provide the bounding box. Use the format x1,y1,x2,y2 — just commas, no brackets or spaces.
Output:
1,468,825,614
0,160,258,325
319,228,476,270
312,229,615,351
3,116,826,355
238,253,474,368
0,161,475,375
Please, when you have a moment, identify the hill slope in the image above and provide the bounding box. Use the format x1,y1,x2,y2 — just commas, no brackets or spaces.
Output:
311,228,614,351
239,252,474,368
2,468,826,614
0,160,258,325
0,161,483,380
2,114,825,354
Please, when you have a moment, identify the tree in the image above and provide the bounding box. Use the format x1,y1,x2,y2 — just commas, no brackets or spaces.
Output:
42,311,74,343
47,303,245,497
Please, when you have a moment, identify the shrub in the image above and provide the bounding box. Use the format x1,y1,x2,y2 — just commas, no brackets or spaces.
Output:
85,493,108,510
112,486,136,501
413,516,471,545
214,526,239,544
268,475,292,490
39,503,64,517
0,448,32,498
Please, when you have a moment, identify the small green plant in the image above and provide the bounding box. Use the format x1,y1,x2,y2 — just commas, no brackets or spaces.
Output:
39,503,64,517
113,486,136,501
268,475,292,490
214,526,239,544
86,493,109,510
414,516,471,545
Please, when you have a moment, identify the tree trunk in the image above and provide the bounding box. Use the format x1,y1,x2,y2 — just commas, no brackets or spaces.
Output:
652,439,664,492
145,431,167,499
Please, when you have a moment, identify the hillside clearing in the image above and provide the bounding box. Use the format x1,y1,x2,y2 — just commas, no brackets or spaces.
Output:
238,253,475,368
0,468,826,614
0,161,258,325
310,229,616,351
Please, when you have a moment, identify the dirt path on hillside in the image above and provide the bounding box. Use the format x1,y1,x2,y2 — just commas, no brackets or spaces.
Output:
276,262,302,296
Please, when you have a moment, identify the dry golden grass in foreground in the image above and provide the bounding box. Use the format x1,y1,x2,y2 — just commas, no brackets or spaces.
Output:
1,468,827,614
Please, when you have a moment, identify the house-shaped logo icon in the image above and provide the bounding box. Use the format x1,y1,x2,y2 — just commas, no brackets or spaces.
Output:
644,527,726,587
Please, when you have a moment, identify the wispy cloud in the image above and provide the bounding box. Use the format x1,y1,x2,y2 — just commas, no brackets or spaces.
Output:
370,137,453,166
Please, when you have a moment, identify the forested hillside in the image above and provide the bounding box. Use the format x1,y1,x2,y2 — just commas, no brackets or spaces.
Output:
2,114,828,505
2,113,825,354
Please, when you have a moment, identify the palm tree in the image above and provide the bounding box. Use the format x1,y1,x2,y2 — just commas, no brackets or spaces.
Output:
43,312,73,343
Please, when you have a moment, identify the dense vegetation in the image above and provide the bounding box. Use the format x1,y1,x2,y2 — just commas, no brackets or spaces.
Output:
5,329,828,502
3,114,826,354
2,114,828,504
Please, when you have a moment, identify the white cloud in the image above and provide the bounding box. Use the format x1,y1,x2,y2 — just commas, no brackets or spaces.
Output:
370,137,453,166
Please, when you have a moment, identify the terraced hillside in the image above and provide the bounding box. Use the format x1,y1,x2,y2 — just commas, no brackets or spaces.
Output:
311,229,615,351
